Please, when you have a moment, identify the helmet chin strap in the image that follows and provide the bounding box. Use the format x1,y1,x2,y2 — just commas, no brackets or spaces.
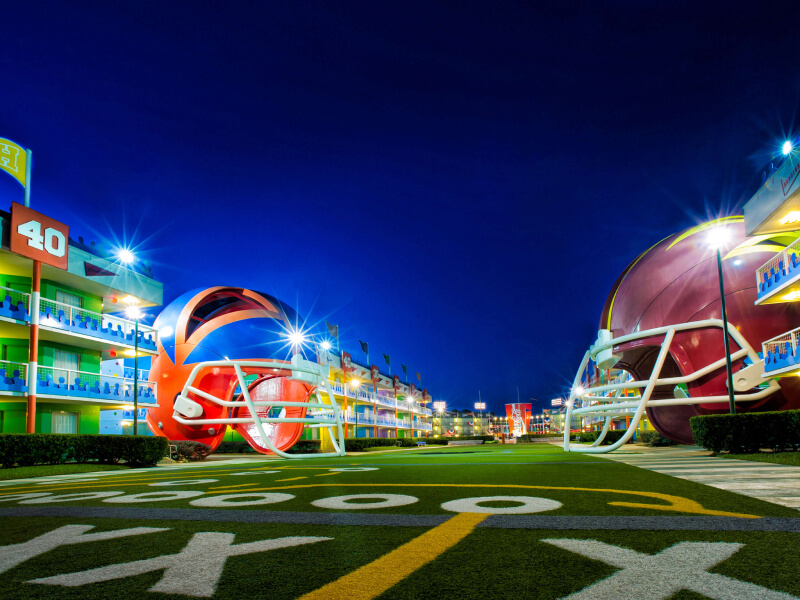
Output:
170,357,346,458
564,319,780,454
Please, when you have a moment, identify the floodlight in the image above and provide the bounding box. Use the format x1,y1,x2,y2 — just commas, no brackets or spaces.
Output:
783,140,793,156
706,226,731,250
118,248,135,264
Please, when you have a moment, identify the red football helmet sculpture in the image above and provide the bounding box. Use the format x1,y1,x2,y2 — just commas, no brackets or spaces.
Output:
563,217,800,450
145,286,346,458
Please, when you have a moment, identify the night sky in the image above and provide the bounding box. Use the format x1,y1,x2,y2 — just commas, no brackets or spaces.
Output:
2,2,800,413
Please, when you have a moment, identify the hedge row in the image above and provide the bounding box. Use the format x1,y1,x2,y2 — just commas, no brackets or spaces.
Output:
690,410,800,454
637,431,674,447
0,434,168,469
578,430,629,445
515,434,559,443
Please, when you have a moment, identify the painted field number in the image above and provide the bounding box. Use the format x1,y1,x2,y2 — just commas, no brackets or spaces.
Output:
17,220,66,257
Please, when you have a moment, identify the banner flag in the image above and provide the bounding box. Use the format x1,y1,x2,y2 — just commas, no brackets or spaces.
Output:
383,353,391,366
401,364,408,375
416,372,421,381
325,321,339,339
0,138,27,187
359,339,369,355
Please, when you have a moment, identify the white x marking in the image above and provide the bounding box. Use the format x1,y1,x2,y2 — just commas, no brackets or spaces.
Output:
542,538,800,600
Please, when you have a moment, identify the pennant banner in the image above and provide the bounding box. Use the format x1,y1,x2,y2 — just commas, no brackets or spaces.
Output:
325,321,339,339
0,138,27,187
383,353,391,366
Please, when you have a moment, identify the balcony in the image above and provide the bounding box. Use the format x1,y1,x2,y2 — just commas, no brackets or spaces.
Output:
755,237,800,305
40,298,158,352
763,327,800,376
0,360,157,404
0,287,158,353
0,287,31,323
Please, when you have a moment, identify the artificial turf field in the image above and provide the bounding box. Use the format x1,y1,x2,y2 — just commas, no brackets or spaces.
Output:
0,443,799,600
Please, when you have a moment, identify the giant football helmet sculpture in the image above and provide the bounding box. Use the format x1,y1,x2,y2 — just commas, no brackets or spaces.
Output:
146,287,346,458
563,218,800,452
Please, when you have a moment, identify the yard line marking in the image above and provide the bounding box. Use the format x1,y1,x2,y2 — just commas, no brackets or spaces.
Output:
204,483,759,518
315,473,339,477
297,512,487,600
208,483,260,490
274,477,307,482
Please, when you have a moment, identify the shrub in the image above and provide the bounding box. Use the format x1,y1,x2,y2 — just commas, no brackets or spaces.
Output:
169,440,212,461
425,438,450,445
285,440,322,454
690,410,800,454
213,441,256,454
344,438,400,452
638,431,674,447
0,434,168,468
515,434,558,443
578,430,629,445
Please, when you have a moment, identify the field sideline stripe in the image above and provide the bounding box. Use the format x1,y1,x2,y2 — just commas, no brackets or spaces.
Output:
0,507,797,531
201,482,760,518
296,512,487,600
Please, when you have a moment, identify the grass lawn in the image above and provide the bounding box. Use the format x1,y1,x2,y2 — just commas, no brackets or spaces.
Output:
722,452,800,467
0,463,130,481
1,444,798,599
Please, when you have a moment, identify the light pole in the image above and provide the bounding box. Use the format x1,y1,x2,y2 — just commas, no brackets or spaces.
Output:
433,401,446,437
474,401,485,435
124,301,141,435
708,226,736,415
350,379,361,437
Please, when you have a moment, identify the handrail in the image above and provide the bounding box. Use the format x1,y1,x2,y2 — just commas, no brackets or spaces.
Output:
756,235,800,289
39,297,158,341
0,286,30,310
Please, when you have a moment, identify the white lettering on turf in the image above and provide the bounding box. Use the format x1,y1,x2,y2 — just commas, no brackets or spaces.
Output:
30,532,332,597
311,494,418,509
189,493,294,507
542,539,800,600
0,525,168,575
441,496,562,514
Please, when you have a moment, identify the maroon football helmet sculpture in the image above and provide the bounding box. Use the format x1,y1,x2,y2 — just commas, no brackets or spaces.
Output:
563,217,800,451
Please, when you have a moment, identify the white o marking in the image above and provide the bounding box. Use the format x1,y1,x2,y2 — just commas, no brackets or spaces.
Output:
189,493,295,507
327,467,379,472
103,491,204,503
149,479,218,487
441,496,562,514
0,493,52,502
229,471,279,476
20,492,125,504
311,494,418,510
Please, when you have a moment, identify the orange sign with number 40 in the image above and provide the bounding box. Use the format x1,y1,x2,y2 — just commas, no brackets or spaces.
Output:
10,202,69,270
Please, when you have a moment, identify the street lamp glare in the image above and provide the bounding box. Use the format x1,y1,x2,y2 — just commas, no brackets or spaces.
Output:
783,140,793,156
320,341,331,351
287,330,306,346
125,306,141,319
118,248,135,264
706,226,730,250
350,378,360,388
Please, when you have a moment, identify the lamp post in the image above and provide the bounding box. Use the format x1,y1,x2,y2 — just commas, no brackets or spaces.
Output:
433,401,446,437
474,401,485,435
708,226,737,415
124,301,141,435
349,379,361,437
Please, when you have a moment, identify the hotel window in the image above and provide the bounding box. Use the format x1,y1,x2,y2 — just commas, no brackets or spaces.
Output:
56,290,83,308
51,411,78,434
54,349,80,385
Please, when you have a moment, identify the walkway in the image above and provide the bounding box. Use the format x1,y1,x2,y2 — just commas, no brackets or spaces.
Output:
600,445,800,510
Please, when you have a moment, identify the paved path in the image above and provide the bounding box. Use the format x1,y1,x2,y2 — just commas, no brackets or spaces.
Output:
601,445,800,510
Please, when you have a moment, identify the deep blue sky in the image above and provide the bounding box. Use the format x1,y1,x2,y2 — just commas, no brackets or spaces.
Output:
2,1,799,413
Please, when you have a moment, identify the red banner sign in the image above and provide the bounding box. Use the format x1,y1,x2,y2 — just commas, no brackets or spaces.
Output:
505,403,532,437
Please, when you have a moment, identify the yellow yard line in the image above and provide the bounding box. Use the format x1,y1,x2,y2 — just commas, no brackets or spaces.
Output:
208,483,260,490
274,477,307,482
315,473,339,477
298,512,487,600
